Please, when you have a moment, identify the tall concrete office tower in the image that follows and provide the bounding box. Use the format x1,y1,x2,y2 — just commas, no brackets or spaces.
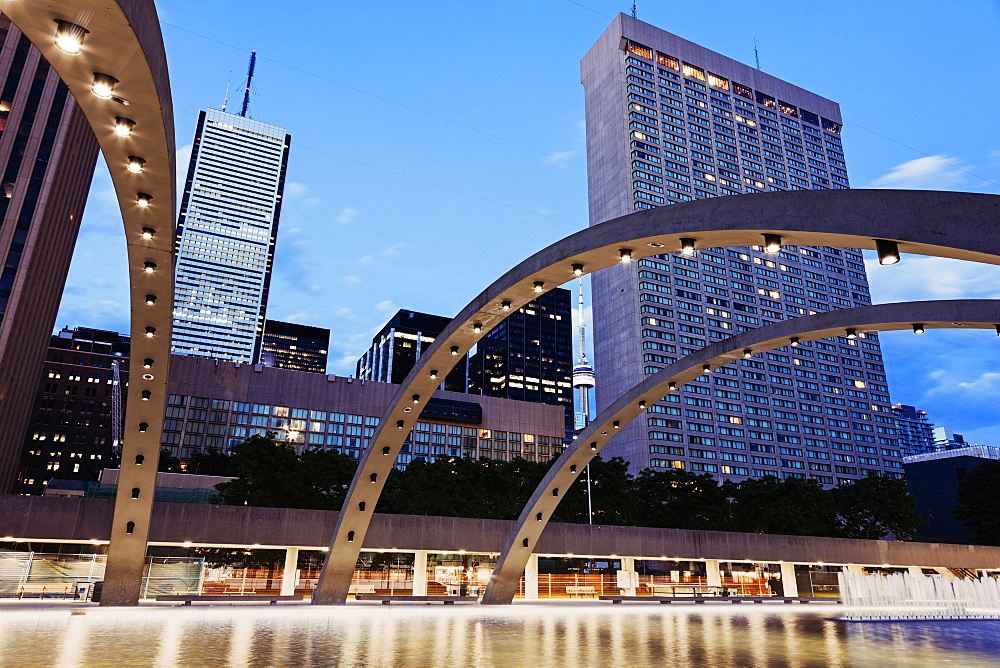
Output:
0,15,99,492
583,15,901,483
172,108,290,364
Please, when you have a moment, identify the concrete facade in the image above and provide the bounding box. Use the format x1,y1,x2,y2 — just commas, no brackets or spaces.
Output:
582,15,888,478
0,16,100,493
164,354,565,465
2,495,998,571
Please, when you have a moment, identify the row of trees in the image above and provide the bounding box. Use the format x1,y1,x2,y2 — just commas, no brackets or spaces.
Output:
203,434,923,540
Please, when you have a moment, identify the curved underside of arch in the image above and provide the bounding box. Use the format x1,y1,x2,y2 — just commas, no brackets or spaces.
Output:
312,189,1000,605
0,0,176,605
479,299,1000,604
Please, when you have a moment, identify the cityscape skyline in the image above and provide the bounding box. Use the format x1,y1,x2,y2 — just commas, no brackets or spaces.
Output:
53,1,1000,444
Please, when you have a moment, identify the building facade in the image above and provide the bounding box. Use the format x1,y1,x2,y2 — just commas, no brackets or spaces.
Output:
260,319,329,373
0,15,100,492
932,426,968,451
582,15,900,482
356,310,468,393
15,327,129,495
469,287,575,437
162,355,565,467
892,404,936,456
172,108,291,364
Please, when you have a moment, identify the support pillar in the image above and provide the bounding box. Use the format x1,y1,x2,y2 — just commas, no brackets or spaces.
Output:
280,548,299,596
846,564,864,577
524,554,538,600
705,560,722,587
780,563,798,598
620,557,637,596
412,551,428,596
908,566,924,578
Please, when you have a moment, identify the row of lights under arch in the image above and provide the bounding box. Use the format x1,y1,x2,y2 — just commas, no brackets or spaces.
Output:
55,17,162,535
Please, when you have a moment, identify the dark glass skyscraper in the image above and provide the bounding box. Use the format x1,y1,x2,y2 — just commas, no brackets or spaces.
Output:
260,319,329,373
469,287,574,436
0,15,99,492
357,310,469,393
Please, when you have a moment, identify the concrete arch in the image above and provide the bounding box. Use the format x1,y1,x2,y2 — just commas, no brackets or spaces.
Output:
479,299,1000,604
0,1,176,605
312,189,1000,605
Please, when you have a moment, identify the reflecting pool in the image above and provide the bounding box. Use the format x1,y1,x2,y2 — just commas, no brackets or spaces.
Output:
1,603,999,666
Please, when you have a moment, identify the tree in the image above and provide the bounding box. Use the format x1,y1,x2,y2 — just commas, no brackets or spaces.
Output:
953,460,1000,546
831,476,922,540
632,468,729,530
556,457,636,526
727,476,837,536
185,447,231,476
215,433,314,508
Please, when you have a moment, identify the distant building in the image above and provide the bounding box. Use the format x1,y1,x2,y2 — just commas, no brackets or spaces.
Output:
356,310,468,393
904,446,1000,543
15,327,129,495
933,426,967,451
891,404,935,456
172,108,291,364
0,15,100,492
469,288,574,437
260,319,329,373
162,355,564,466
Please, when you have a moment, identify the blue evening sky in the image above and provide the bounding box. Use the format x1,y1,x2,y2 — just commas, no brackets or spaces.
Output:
57,1,1000,442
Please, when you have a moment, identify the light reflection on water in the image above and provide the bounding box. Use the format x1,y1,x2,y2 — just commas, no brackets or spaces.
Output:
1,604,999,667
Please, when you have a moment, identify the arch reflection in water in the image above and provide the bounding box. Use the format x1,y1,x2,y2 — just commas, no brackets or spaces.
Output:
1,606,999,664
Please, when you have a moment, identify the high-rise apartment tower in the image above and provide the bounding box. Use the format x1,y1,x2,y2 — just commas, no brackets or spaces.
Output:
0,15,99,492
172,108,290,364
583,15,901,483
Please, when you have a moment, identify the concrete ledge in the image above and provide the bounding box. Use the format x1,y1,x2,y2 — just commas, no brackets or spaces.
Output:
1,495,999,571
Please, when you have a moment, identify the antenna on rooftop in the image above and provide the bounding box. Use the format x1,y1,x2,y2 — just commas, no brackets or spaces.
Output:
240,50,256,118
631,2,637,18
754,38,761,70
221,70,232,112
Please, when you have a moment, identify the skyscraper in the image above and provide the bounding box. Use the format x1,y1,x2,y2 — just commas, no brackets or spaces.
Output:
172,108,290,364
357,310,469,393
583,15,901,483
260,319,329,373
0,15,100,492
469,287,574,436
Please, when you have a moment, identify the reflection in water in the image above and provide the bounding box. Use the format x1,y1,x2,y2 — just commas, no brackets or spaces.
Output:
1,604,999,666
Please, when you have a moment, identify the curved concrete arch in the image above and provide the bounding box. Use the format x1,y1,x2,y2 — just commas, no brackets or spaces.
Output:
0,1,176,605
312,189,1000,605
479,299,1000,604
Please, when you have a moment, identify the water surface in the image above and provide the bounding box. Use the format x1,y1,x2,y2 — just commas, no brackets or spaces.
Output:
1,603,998,666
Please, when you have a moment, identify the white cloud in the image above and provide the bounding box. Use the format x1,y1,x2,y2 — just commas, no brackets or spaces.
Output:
175,144,192,208
866,255,1000,304
341,275,362,284
285,181,308,197
380,243,404,257
375,299,396,313
544,150,577,165
335,207,359,224
866,155,967,190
